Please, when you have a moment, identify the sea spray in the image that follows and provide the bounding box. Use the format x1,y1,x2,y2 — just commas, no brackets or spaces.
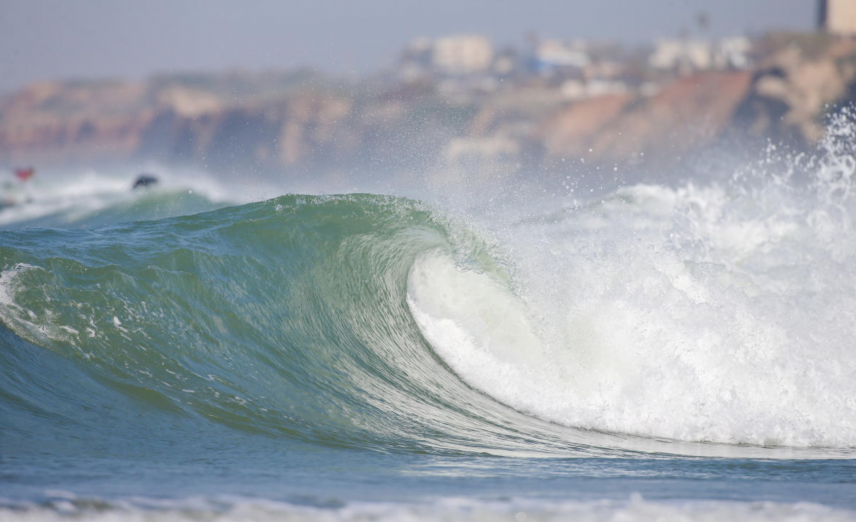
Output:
408,114,856,448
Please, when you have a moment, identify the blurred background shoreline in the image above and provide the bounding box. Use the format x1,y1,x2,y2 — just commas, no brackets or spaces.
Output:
2,1,855,188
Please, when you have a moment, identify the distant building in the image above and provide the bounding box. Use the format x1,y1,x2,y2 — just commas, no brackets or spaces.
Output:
432,35,494,75
535,39,590,73
819,0,856,35
397,35,494,78
649,39,712,72
649,38,751,73
713,37,752,69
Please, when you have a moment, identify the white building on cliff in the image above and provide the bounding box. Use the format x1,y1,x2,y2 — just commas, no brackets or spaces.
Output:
432,35,494,75
819,0,856,35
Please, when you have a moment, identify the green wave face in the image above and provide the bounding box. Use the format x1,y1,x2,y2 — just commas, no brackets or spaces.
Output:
0,194,588,458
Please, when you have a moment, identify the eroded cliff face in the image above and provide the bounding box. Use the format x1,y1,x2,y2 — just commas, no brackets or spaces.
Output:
0,74,481,178
3,35,856,179
0,77,362,172
0,81,153,163
537,71,753,167
136,93,356,172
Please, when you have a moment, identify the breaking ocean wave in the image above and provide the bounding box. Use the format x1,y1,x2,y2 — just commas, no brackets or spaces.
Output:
3,113,856,519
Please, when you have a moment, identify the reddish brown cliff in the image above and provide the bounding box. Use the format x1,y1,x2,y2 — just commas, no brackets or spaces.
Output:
3,35,856,178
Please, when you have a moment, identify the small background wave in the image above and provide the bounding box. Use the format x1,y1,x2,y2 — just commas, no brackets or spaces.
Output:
0,166,267,229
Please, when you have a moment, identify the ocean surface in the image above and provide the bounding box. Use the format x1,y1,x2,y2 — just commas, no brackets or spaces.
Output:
2,119,856,521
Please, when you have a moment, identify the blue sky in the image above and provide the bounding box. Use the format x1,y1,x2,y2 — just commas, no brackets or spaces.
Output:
0,0,815,93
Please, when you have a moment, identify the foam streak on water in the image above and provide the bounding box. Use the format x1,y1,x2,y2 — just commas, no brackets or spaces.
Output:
2,496,856,522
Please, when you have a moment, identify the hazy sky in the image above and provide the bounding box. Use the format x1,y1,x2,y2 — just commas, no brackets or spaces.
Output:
0,0,815,93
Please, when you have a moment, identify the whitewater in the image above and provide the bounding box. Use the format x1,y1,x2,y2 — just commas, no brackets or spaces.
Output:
2,114,856,521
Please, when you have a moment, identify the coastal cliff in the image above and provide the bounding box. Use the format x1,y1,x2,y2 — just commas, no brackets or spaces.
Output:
3,34,856,179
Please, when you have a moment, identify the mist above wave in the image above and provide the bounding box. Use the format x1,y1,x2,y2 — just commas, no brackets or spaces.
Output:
408,111,856,448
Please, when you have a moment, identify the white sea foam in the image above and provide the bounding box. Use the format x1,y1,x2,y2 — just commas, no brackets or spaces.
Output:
2,496,854,522
0,263,37,325
0,264,27,307
0,263,84,346
408,120,856,449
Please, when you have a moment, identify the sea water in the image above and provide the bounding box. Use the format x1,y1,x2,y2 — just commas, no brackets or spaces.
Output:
2,116,856,521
